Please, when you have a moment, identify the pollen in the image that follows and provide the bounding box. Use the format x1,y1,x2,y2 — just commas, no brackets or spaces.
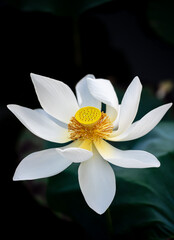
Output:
68,107,114,142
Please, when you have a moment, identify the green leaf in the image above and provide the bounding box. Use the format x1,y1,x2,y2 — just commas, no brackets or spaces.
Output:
5,0,112,16
114,153,174,239
133,121,174,158
147,0,174,45
47,151,174,239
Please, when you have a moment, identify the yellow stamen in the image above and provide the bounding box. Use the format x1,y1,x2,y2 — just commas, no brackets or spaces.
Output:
68,108,113,142
75,106,101,126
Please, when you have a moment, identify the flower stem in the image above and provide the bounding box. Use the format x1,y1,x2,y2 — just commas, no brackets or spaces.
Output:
105,208,114,239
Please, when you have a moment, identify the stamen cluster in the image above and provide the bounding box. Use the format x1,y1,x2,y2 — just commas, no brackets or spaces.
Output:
68,112,113,142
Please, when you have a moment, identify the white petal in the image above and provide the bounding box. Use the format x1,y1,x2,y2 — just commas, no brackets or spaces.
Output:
35,108,67,128
78,147,116,214
105,105,117,123
13,148,72,181
31,73,79,123
7,104,70,143
109,103,173,141
116,76,142,134
57,140,93,163
76,74,101,109
87,77,118,109
95,140,160,168
108,104,120,129
87,77,119,121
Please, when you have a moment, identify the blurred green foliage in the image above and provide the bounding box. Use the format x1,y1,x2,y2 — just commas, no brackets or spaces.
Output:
5,0,174,46
47,152,174,239
147,0,174,45
5,0,112,16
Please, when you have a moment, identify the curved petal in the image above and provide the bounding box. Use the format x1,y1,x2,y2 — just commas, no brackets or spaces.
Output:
105,105,117,123
78,147,116,214
116,76,142,135
87,77,118,109
75,74,101,109
13,148,72,181
7,104,70,143
95,140,160,168
31,73,79,124
108,103,173,141
58,140,93,163
35,108,67,128
109,104,120,129
87,77,119,121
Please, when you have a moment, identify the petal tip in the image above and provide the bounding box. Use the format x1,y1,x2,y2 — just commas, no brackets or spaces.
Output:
30,72,36,80
86,74,95,80
168,102,173,108
30,73,45,85
13,166,27,181
13,171,22,181
7,104,18,112
30,72,40,82
149,157,161,168
154,160,161,168
7,104,12,110
133,76,142,88
90,204,113,215
162,102,173,112
13,176,18,181
94,208,107,215
30,72,38,78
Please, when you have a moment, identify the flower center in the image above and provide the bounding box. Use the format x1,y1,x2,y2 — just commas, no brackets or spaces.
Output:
75,106,101,126
68,107,113,142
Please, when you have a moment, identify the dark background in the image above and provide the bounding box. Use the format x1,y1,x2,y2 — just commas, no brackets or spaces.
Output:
1,1,174,239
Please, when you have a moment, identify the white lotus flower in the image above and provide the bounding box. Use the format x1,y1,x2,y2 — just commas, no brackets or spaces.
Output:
8,74,172,214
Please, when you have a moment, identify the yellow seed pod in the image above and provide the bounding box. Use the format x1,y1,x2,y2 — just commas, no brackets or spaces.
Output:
75,106,101,126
